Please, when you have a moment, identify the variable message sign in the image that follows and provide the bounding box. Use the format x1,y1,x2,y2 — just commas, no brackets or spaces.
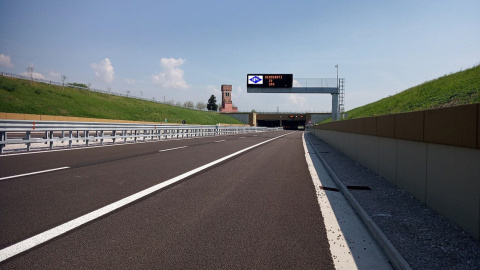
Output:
247,74,293,88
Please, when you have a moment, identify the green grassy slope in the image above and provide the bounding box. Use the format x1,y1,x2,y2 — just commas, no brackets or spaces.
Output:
321,65,480,123
0,76,243,125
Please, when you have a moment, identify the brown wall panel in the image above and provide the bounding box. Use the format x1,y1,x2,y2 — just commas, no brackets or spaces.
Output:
345,119,356,133
424,104,478,148
364,117,377,136
395,111,424,142
354,118,365,134
478,105,480,149
376,115,395,138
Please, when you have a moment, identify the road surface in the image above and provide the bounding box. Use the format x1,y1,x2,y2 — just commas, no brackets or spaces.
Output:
0,130,335,269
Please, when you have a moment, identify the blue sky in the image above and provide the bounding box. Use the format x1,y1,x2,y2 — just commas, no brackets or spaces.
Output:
1,0,479,112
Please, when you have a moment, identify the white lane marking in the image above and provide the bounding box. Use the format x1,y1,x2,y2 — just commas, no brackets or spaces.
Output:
302,134,356,269
158,146,188,152
0,131,294,262
239,137,246,139
303,134,392,269
214,140,226,143
0,167,70,182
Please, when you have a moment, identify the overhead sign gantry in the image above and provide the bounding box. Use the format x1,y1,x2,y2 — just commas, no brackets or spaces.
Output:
246,74,345,121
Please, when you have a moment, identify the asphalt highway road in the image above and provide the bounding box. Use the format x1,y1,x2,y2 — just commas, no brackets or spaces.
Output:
0,130,335,269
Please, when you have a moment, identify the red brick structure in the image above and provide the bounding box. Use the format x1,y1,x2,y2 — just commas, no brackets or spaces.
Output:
220,84,238,113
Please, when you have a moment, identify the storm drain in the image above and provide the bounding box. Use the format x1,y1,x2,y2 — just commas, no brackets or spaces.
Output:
319,186,371,192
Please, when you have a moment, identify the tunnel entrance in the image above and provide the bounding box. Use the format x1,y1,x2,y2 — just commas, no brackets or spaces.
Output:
256,120,280,127
282,120,306,130
256,119,306,130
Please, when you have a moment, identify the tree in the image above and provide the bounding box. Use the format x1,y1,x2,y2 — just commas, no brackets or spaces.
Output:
207,95,218,111
26,66,34,81
183,101,195,109
196,102,207,111
175,101,182,107
61,74,67,89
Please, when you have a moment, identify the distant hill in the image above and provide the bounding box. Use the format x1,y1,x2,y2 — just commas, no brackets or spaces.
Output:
329,64,480,122
0,75,243,125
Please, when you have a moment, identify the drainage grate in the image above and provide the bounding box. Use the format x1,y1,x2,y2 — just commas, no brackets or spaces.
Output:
346,186,372,191
319,186,340,192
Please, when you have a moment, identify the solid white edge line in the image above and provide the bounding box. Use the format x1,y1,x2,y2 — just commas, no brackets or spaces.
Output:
158,146,188,152
0,167,71,182
0,131,294,262
305,134,412,270
302,134,356,269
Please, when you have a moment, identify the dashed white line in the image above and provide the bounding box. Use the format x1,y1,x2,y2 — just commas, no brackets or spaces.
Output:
0,131,294,262
158,146,188,152
214,140,226,143
0,167,70,182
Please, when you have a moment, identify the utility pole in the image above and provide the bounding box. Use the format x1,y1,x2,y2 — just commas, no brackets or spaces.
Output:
335,64,339,89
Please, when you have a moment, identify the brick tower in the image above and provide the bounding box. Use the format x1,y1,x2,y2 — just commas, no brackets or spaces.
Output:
220,84,238,112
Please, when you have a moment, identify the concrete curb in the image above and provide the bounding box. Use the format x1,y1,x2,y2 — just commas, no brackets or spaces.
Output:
305,133,412,270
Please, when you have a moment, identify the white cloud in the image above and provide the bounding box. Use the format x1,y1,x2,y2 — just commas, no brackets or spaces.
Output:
152,58,188,89
48,72,61,80
125,78,135,85
286,94,309,110
0,54,13,68
236,86,243,95
206,85,218,95
90,58,114,83
293,79,302,87
21,71,45,80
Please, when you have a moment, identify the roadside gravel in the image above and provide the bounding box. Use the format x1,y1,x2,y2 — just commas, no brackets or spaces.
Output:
306,132,480,270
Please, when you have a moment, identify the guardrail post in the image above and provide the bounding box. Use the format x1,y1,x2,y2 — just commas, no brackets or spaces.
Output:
49,131,54,149
85,131,90,146
0,132,4,154
100,130,104,145
69,131,73,148
26,131,31,151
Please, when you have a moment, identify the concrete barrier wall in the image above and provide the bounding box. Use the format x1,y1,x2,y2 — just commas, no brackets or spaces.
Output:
313,104,480,240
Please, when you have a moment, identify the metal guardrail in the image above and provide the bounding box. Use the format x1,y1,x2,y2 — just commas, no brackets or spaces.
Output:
0,120,281,154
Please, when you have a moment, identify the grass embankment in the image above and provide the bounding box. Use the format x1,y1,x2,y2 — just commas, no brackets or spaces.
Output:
322,64,480,123
0,76,243,125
